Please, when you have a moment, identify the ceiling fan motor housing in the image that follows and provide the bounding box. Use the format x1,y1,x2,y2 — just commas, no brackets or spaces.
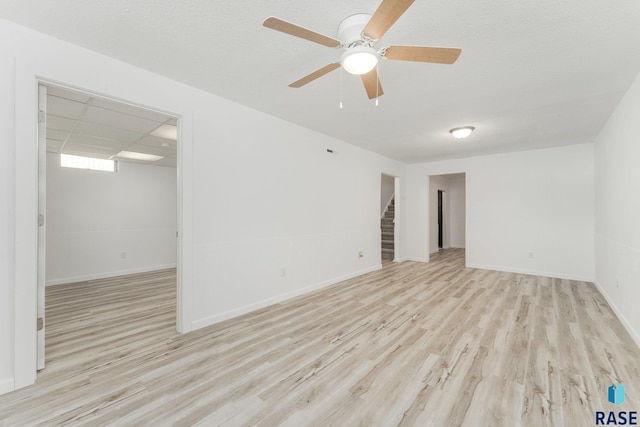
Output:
338,14,373,46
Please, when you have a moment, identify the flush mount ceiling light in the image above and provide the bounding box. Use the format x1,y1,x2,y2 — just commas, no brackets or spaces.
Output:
341,46,379,75
450,126,475,139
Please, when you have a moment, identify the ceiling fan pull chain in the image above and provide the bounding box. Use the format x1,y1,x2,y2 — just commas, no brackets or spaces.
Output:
375,63,380,106
339,67,344,109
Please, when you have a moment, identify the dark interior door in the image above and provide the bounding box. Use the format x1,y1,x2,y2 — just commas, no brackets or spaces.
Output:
438,190,443,249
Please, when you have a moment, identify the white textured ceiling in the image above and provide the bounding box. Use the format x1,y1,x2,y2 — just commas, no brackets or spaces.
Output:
3,0,640,163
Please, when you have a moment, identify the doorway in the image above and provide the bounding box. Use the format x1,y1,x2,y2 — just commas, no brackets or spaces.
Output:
380,173,400,263
429,173,466,255
438,190,444,250
37,83,180,371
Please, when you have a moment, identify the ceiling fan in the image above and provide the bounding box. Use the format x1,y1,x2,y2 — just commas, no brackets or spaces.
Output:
263,0,461,100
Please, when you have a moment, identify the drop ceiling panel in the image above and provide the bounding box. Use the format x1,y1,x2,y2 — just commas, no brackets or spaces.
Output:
74,121,143,143
46,86,91,103
82,105,163,134
46,96,86,120
63,149,112,160
150,124,177,140
46,128,70,141
46,114,77,132
66,134,129,151
125,143,175,157
154,157,177,167
63,143,116,157
138,134,176,150
46,139,63,151
90,97,173,123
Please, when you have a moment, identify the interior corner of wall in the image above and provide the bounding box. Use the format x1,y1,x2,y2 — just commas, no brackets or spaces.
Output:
593,279,640,351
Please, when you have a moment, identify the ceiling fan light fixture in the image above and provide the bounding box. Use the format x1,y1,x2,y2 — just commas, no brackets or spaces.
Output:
450,126,475,139
341,46,379,75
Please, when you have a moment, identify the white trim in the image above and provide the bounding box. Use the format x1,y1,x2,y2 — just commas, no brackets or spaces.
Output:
14,59,38,389
0,378,14,396
45,264,177,286
594,280,640,350
175,111,193,333
13,65,193,391
467,263,594,282
393,176,401,263
192,265,381,330
403,257,429,263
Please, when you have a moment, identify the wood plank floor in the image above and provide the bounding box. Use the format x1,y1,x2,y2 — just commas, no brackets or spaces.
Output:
1,249,639,426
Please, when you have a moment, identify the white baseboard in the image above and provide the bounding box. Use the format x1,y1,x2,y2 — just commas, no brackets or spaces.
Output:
0,377,14,396
46,264,177,286
403,257,428,263
467,263,594,283
594,280,640,350
192,265,382,330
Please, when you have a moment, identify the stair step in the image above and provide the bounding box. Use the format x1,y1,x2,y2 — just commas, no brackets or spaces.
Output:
382,197,395,260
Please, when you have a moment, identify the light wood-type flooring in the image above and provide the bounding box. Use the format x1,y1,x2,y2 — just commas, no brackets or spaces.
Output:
1,249,639,426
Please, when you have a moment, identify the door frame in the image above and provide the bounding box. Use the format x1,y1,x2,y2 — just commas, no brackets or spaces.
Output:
36,84,46,371
437,189,444,250
13,65,193,389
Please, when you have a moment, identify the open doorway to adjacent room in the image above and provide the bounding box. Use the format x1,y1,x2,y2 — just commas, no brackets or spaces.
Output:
380,173,400,264
428,173,466,258
37,83,179,372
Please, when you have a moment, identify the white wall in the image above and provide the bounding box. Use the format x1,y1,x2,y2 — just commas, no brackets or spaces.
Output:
0,56,15,394
407,144,595,280
45,153,177,285
594,71,640,346
449,175,466,248
380,174,395,215
189,116,404,328
0,18,406,393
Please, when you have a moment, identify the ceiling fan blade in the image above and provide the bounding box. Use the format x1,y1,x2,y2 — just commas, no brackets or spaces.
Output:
384,45,461,64
363,0,415,40
263,17,342,48
361,68,384,99
289,63,341,88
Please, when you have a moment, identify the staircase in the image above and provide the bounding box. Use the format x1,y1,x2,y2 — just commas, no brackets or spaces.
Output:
381,197,395,260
